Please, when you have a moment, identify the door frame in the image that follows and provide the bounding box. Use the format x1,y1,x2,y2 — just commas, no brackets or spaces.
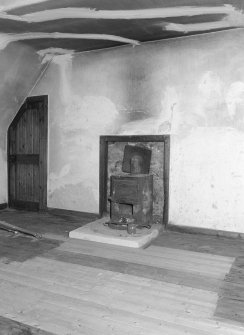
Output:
99,135,170,226
7,95,48,211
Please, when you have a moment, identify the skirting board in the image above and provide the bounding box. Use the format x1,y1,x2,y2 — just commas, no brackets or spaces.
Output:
0,203,7,210
47,207,99,219
167,223,244,239
69,216,162,248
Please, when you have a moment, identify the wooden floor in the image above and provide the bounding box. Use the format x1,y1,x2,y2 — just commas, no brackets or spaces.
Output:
0,209,244,334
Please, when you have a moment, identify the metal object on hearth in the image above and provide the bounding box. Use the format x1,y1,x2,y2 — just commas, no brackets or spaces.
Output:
127,222,137,235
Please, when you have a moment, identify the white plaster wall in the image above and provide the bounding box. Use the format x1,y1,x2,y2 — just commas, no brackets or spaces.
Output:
32,28,244,233
170,128,244,232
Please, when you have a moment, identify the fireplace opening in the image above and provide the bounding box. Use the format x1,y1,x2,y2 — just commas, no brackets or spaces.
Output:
117,203,133,216
99,135,170,227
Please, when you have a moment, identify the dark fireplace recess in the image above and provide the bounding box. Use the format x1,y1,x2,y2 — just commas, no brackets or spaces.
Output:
99,135,170,227
109,144,153,229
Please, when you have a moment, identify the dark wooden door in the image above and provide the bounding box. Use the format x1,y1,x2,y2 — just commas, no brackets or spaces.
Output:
8,95,48,211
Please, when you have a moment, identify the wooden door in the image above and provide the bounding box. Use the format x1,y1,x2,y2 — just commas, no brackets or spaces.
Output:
8,95,48,211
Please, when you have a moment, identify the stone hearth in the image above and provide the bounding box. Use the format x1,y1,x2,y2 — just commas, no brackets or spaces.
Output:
69,216,162,248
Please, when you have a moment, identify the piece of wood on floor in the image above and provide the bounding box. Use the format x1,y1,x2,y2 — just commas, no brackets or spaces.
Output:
0,315,55,335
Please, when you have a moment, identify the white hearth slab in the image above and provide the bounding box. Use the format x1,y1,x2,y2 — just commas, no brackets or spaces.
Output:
69,216,162,248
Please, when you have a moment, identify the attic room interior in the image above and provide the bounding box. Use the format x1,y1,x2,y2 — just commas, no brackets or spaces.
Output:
1,0,244,334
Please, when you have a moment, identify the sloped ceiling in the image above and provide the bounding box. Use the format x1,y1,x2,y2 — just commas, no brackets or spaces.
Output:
0,0,244,54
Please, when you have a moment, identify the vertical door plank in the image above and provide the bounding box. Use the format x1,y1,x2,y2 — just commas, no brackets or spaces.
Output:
33,107,40,204
8,126,16,203
26,109,33,202
39,98,48,210
33,108,39,154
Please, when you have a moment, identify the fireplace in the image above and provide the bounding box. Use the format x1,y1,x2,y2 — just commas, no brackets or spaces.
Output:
99,135,170,227
109,145,153,229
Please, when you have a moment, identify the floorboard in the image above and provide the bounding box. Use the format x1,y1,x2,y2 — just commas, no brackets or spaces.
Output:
153,231,244,257
56,239,233,278
0,208,97,240
45,249,222,292
0,210,244,334
0,231,60,263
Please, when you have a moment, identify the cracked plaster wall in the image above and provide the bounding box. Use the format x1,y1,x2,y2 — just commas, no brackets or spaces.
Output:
32,28,244,233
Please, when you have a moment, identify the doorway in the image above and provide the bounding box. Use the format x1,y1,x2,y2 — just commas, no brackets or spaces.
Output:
8,95,48,211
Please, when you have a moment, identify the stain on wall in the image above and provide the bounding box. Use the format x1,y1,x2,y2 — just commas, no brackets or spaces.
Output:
32,54,121,211
31,28,244,233
0,42,45,203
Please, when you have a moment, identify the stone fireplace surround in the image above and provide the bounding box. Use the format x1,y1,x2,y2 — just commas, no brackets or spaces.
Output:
99,135,170,227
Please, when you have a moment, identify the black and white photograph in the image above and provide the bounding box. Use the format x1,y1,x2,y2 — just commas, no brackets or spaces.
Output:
0,0,244,334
